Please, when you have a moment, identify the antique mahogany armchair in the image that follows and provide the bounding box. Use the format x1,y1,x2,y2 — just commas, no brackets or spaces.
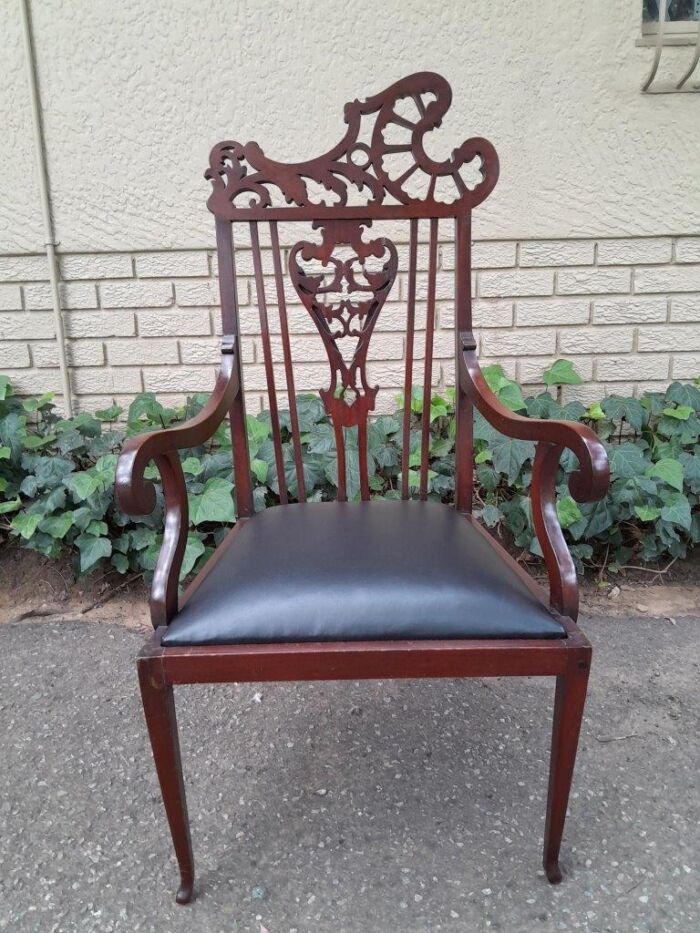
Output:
116,73,609,904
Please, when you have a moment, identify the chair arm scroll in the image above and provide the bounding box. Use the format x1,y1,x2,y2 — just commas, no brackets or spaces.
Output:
115,337,241,627
459,334,610,620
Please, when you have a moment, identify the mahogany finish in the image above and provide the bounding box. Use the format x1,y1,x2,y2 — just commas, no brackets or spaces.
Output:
117,72,609,905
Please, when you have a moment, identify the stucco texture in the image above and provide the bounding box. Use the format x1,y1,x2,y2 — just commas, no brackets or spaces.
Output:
2,0,699,253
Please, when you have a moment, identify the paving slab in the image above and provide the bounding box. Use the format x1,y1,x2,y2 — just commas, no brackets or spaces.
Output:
0,614,698,933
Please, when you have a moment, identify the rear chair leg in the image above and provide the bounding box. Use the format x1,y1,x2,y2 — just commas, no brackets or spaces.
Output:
543,653,591,883
138,659,195,904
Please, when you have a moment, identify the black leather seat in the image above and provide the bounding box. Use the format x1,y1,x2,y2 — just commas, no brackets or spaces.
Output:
162,501,565,647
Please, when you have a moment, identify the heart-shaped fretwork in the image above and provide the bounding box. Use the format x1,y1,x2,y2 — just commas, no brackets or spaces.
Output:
289,221,398,428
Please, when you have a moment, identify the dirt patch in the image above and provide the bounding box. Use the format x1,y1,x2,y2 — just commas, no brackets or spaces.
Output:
0,545,150,629
0,542,697,629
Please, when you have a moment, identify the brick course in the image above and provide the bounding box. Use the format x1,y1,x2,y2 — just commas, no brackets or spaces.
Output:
0,235,698,412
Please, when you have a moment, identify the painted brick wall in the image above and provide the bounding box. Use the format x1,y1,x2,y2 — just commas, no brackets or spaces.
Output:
0,235,699,415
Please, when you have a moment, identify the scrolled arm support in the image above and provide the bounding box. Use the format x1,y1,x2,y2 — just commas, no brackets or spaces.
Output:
459,335,610,620
115,338,241,628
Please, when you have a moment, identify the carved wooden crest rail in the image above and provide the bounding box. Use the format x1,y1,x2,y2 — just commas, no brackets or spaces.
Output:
205,72,500,505
206,72,499,220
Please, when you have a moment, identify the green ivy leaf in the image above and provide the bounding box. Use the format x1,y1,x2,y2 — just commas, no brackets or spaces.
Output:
556,495,583,530
0,497,22,515
586,402,605,421
0,445,11,460
11,512,42,539
71,506,94,530
86,519,108,537
659,492,692,530
22,433,56,450
94,404,124,421
665,381,700,411
75,533,112,573
22,393,54,412
662,405,692,421
181,456,204,476
39,511,75,539
646,458,684,492
479,504,503,528
543,359,583,386
188,477,235,525
601,395,645,431
130,526,156,550
111,552,130,573
581,499,614,538
497,381,526,412
93,455,118,487
251,458,268,484
180,533,206,579
63,472,100,501
490,435,535,484
526,393,562,420
0,375,12,400
482,364,509,394
608,442,647,480
246,414,270,453
634,505,661,522
307,422,336,455
482,364,526,411
679,451,700,493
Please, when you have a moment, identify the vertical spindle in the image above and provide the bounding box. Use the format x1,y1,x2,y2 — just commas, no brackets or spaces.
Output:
419,218,438,501
270,221,306,502
401,218,418,500
250,222,288,504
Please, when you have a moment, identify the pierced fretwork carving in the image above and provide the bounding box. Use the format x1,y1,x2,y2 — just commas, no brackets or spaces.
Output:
289,221,397,428
206,72,498,219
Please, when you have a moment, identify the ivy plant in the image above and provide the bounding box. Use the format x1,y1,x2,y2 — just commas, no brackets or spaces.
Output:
1,362,698,581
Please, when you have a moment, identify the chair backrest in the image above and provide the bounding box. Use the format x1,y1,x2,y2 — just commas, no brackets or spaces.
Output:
206,72,499,518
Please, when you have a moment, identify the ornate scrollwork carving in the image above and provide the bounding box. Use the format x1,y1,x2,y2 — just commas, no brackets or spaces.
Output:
289,221,397,427
206,72,498,218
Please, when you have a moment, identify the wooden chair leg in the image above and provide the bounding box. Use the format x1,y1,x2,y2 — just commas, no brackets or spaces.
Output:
138,659,195,904
543,655,591,883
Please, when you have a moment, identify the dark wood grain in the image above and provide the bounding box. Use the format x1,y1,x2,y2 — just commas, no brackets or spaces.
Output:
206,72,498,222
543,650,592,883
401,218,419,500
138,652,194,904
270,219,306,501
454,214,474,512
459,334,609,620
250,222,287,503
116,339,240,626
419,218,438,500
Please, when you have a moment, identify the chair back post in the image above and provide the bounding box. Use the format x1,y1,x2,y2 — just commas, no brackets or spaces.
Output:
454,212,474,512
215,216,254,518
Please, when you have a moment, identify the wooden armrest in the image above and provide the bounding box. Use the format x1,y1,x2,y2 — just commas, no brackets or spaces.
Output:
459,334,610,621
116,337,240,516
115,337,240,628
459,335,608,502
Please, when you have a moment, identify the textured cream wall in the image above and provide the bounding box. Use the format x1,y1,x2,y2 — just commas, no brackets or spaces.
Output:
2,234,699,412
2,0,699,253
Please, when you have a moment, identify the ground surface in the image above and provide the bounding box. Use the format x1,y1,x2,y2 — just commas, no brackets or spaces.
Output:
0,609,698,933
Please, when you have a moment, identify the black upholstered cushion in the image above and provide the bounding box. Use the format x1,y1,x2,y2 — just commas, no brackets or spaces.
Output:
162,501,565,646
161,501,565,646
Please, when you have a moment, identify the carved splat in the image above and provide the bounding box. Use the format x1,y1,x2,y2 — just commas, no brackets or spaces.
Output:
289,221,397,428
206,72,498,220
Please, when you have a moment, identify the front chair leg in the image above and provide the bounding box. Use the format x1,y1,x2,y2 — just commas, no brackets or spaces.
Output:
543,654,591,883
138,659,195,904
